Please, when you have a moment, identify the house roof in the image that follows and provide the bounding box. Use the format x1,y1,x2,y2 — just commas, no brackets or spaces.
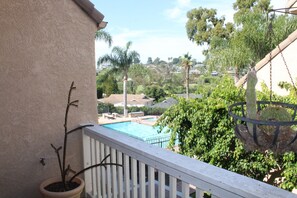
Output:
236,28,297,87
98,94,154,105
152,98,178,109
176,93,203,99
73,0,106,29
152,94,203,109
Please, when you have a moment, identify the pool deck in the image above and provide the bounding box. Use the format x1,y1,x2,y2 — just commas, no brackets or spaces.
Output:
98,114,158,125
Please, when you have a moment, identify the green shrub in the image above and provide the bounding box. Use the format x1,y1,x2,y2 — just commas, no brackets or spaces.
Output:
157,76,297,190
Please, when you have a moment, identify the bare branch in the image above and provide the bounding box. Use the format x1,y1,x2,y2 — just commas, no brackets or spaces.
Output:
66,124,94,135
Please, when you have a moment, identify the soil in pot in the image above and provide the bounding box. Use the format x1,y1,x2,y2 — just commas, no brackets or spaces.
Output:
45,181,80,192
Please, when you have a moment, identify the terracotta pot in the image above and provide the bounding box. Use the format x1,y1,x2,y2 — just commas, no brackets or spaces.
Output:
40,177,84,198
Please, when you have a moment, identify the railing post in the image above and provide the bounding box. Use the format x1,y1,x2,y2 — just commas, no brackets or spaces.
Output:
169,176,177,197
83,126,297,198
82,130,92,196
148,166,155,198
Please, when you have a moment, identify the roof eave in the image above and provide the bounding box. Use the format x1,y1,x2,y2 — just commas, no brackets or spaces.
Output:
72,0,106,30
236,28,297,87
286,0,297,14
287,0,297,8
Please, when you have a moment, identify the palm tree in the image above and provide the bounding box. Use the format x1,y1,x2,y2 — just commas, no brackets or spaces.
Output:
95,30,112,47
180,53,193,99
97,41,140,117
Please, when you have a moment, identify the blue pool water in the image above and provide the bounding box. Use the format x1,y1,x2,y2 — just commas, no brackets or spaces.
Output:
102,122,170,148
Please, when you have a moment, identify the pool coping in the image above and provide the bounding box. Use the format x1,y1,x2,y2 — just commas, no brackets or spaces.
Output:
98,115,159,125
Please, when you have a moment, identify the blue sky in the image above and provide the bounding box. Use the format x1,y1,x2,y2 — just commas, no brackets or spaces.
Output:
92,0,286,64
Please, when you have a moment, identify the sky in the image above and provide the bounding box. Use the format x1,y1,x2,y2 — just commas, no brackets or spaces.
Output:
92,0,287,64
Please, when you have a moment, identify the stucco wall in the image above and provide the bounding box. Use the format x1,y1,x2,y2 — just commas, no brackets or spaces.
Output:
256,37,297,96
0,0,98,197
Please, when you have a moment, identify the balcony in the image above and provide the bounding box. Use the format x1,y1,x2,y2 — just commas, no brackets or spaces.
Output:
83,125,296,198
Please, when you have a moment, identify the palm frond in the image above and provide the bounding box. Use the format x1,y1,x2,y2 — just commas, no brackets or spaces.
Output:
95,30,112,47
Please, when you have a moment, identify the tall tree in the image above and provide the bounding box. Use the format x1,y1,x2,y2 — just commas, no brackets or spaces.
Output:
186,7,234,55
97,41,140,117
96,69,119,98
180,53,193,99
144,85,166,102
147,57,153,64
128,64,152,87
206,32,253,82
95,30,112,47
153,57,160,65
96,69,119,99
189,0,297,82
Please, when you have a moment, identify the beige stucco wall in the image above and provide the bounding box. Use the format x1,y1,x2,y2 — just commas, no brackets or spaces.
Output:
256,37,297,96
0,0,98,197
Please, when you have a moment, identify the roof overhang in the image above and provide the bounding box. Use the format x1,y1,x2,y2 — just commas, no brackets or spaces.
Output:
286,0,297,14
236,28,297,87
73,0,107,30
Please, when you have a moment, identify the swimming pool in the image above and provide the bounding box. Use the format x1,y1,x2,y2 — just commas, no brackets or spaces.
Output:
102,121,170,148
143,117,158,122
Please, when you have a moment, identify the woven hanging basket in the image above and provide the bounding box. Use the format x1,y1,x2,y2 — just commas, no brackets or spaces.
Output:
229,101,297,154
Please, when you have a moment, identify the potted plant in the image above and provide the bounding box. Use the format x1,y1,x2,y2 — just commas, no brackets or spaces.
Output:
229,70,297,153
40,82,120,198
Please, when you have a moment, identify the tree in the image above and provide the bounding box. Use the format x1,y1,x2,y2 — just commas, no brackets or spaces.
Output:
153,57,160,65
95,30,112,47
96,69,119,98
147,57,153,64
206,33,253,82
233,0,270,25
186,7,234,55
172,57,180,65
193,0,297,82
128,64,152,88
97,41,140,117
180,53,193,99
144,85,166,102
157,76,297,189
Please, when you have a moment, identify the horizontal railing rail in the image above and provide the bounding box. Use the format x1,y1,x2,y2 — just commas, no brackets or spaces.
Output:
83,125,297,198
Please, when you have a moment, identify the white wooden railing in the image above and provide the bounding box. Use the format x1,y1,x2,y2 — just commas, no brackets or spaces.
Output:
83,125,297,198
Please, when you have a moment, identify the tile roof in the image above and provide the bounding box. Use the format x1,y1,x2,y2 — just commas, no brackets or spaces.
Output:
73,0,106,29
152,98,178,109
98,94,154,105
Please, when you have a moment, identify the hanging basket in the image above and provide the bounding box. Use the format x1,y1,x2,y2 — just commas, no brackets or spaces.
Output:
229,101,297,153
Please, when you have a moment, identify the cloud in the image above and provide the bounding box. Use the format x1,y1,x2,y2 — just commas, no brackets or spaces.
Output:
110,28,149,46
132,35,205,63
164,7,182,19
177,0,191,7
163,0,234,23
94,0,289,68
163,0,192,22
95,29,205,65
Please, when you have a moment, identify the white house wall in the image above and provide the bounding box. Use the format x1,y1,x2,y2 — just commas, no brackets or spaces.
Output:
256,37,297,96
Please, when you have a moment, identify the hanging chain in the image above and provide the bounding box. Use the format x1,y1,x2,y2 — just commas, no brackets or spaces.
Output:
269,51,273,102
277,45,297,97
267,16,274,102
